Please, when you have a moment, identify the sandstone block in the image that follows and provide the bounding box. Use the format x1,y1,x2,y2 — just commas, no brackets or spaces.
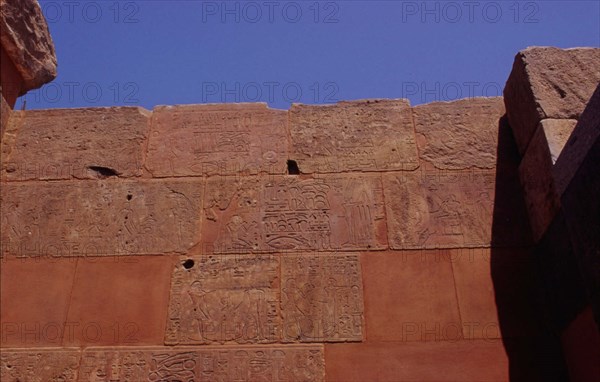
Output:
0,0,57,91
166,254,281,345
554,83,600,196
361,251,460,342
0,257,77,347
64,255,174,346
202,175,387,253
166,253,364,344
0,348,80,381
281,253,363,342
504,47,600,154
1,179,203,257
1,107,151,181
413,97,505,170
146,103,288,176
383,170,495,249
518,124,563,242
289,99,418,173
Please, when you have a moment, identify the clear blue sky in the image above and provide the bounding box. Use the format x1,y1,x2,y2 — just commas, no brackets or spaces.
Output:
21,0,600,110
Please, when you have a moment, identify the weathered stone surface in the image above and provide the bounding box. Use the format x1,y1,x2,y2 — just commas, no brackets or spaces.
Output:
0,348,80,381
289,99,418,173
0,0,57,91
0,257,77,347
539,119,578,164
0,91,9,140
504,47,600,154
413,97,505,170
79,346,325,381
1,107,150,181
146,103,288,176
555,83,600,196
64,255,174,346
361,251,460,342
281,253,363,342
202,175,387,253
166,253,363,344
519,125,561,242
0,46,24,107
383,170,495,249
1,179,203,257
166,254,281,345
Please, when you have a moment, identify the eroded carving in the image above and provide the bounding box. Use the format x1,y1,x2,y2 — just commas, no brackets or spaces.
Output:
202,175,387,254
146,104,288,176
384,170,495,249
79,346,325,381
0,349,80,382
166,255,281,345
281,254,363,342
290,100,419,173
0,179,203,257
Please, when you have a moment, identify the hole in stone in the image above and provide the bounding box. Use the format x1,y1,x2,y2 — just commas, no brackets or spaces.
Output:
287,160,300,175
127,194,133,201
183,259,195,270
88,166,119,178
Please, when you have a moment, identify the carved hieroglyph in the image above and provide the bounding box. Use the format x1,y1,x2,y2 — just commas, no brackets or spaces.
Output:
0,346,325,381
166,253,364,344
201,175,387,253
384,171,495,249
0,348,80,382
289,99,419,173
146,104,288,176
166,254,281,345
0,179,203,257
413,98,505,170
281,254,363,342
1,108,150,181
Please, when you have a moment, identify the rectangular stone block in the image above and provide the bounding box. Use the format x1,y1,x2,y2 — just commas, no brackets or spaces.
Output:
281,253,363,342
325,341,510,382
202,175,387,253
383,170,495,249
1,107,150,181
1,179,203,257
64,255,174,347
413,97,505,170
504,47,600,154
361,251,460,342
166,252,364,344
518,124,562,242
146,103,288,176
79,345,325,381
289,99,418,173
166,254,281,345
0,257,77,347
0,348,81,381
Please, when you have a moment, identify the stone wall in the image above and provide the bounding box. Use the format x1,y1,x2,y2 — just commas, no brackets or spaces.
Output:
2,97,541,381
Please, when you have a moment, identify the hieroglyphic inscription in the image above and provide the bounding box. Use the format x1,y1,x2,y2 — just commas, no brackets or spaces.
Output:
0,348,80,381
281,254,363,342
383,170,495,249
146,104,288,176
290,100,419,173
1,108,149,181
79,346,325,381
166,255,281,345
0,179,202,257
202,175,387,253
